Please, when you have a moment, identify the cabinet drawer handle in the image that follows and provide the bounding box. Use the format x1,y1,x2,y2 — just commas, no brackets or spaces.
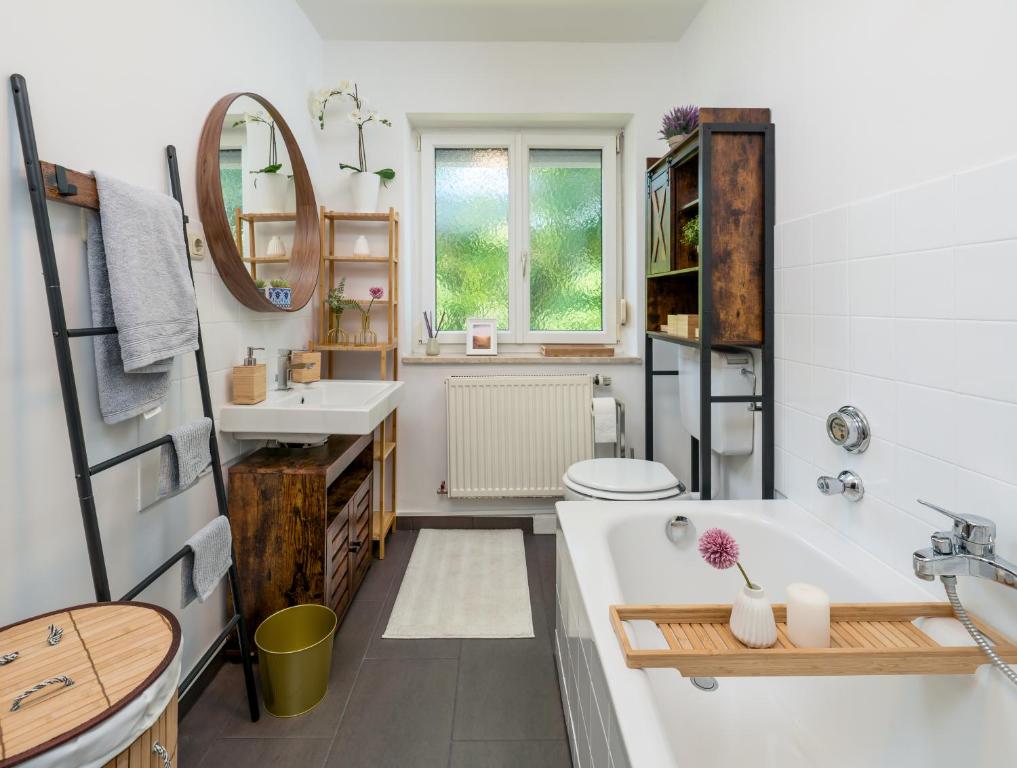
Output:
10,676,74,712
152,741,172,767
349,540,363,553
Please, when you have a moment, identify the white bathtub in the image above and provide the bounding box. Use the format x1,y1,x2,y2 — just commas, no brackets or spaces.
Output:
554,499,1017,768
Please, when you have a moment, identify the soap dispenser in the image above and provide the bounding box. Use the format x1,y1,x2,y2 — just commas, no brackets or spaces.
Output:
233,347,266,405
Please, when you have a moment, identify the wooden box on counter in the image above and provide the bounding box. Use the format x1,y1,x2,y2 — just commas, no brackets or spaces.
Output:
228,435,374,644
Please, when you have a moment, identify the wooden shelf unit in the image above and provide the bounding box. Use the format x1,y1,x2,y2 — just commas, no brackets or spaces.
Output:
312,207,400,558
233,209,295,279
644,107,775,502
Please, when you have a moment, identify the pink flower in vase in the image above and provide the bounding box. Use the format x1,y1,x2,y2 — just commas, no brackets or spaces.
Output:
369,286,384,300
698,527,757,588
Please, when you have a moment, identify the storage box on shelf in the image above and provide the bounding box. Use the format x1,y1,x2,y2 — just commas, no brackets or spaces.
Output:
644,107,775,500
311,207,399,558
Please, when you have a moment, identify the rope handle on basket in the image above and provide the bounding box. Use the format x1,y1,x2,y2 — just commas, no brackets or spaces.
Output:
9,676,74,712
152,741,172,767
0,651,18,666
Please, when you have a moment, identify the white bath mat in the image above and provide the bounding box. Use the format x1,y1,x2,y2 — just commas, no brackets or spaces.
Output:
383,529,534,639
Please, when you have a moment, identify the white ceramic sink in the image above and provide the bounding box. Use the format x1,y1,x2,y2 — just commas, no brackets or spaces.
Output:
219,379,404,442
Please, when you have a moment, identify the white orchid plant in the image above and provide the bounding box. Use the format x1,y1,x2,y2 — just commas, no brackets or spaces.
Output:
232,111,282,181
310,81,395,184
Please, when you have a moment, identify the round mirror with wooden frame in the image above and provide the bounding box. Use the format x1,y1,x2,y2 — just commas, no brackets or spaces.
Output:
197,92,319,312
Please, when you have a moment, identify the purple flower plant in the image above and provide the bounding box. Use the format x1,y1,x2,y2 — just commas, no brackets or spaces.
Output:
698,527,757,588
660,104,700,139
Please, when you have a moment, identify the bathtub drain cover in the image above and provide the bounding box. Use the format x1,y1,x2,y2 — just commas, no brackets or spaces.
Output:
690,677,718,692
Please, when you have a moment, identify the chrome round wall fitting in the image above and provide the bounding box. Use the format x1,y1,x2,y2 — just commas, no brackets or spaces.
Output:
665,515,694,544
825,405,870,453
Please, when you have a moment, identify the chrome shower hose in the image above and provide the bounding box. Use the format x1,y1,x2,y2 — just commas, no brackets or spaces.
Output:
941,575,1017,687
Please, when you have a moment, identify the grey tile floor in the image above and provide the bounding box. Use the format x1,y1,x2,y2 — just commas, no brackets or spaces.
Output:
179,529,572,768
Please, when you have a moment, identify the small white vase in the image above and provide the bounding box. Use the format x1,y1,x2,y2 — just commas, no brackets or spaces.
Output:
729,584,777,648
667,134,688,149
266,236,287,259
353,235,371,257
350,172,381,213
255,172,288,212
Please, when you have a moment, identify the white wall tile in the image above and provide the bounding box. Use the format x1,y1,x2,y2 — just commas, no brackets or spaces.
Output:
848,257,894,317
849,373,898,444
782,217,812,267
774,268,786,314
894,248,955,319
897,384,958,465
955,240,1017,321
784,361,811,413
812,261,848,316
808,366,849,419
955,321,1017,404
847,195,893,259
783,266,812,314
894,176,955,253
955,157,1017,245
774,222,785,269
786,407,818,462
893,319,955,390
894,446,957,527
784,451,816,513
811,207,848,263
955,395,1017,486
850,317,895,378
812,316,848,370
783,315,812,364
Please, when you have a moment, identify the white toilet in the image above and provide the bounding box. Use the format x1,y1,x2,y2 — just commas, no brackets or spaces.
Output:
562,457,687,502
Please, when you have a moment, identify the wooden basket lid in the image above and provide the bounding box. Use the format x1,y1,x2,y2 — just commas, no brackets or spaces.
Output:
0,602,180,766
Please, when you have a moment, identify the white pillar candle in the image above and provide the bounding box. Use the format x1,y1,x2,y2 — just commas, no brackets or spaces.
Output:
786,582,830,648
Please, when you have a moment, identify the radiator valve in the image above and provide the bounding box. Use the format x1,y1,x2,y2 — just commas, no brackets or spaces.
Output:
437,481,448,495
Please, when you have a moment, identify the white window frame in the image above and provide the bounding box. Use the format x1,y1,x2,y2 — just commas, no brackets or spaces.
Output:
420,129,619,347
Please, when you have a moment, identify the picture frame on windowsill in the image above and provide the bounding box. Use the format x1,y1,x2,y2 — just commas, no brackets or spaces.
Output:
465,318,498,356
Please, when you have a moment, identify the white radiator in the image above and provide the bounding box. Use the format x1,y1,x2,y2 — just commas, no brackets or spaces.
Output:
446,374,594,498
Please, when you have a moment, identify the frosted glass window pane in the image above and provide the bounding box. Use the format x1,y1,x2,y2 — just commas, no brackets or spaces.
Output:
435,148,510,331
529,149,603,331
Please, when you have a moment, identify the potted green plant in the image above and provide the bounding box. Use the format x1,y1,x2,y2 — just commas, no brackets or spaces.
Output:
660,105,700,149
311,82,394,212
233,111,289,211
267,278,291,308
681,215,700,255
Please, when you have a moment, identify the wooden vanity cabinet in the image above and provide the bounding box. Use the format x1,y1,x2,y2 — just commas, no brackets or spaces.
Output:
229,435,374,644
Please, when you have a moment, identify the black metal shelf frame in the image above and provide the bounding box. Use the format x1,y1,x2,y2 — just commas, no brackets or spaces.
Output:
645,121,775,502
10,73,259,721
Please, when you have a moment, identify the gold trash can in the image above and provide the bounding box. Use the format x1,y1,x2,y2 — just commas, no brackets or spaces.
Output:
255,604,338,717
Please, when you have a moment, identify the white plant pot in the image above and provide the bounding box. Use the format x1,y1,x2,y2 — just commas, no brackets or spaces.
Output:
729,584,777,648
353,235,371,256
255,172,288,213
350,172,381,213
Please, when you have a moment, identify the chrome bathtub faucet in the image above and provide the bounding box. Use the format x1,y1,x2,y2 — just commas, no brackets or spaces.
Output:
912,500,1017,589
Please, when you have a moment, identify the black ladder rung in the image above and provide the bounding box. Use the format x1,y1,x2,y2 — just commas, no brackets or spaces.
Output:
67,326,117,337
651,370,679,376
121,544,191,601
179,613,241,694
89,434,172,476
710,395,763,403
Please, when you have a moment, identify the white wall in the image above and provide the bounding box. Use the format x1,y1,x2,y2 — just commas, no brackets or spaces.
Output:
1,0,323,679
315,41,692,515
674,0,1017,653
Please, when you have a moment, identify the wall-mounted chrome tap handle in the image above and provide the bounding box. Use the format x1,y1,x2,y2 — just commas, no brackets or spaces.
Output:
917,499,996,555
817,470,864,501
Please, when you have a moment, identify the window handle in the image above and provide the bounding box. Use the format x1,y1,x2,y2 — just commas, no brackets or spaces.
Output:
521,251,529,277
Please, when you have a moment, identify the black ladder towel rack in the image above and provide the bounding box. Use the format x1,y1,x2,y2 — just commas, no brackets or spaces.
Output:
10,73,259,721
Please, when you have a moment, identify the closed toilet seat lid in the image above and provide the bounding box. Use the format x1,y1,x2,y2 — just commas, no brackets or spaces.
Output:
565,458,680,494
562,474,684,501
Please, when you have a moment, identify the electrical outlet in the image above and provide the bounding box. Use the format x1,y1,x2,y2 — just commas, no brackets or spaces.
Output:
187,223,207,260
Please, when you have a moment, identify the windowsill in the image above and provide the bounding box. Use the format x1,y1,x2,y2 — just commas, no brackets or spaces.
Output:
402,353,641,365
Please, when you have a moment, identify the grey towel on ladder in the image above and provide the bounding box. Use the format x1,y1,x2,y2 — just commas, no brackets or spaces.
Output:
158,417,212,498
86,213,171,423
93,171,198,373
181,516,233,607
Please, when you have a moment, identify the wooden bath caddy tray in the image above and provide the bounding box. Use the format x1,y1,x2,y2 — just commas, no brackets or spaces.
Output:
610,603,1017,677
